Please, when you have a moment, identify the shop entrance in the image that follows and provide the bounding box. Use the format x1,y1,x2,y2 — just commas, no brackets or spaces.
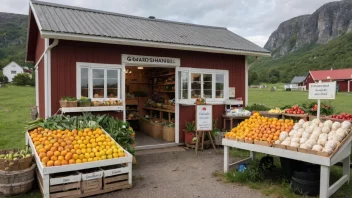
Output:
122,54,180,150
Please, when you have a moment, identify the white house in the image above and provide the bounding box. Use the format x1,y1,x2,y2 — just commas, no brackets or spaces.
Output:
2,61,24,82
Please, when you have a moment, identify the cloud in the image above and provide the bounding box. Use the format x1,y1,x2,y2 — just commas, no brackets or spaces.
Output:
0,0,339,47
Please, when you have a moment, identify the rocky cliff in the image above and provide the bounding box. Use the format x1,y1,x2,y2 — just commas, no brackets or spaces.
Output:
265,0,352,58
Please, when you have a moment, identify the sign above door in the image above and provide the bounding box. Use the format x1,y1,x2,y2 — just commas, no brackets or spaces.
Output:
122,54,180,67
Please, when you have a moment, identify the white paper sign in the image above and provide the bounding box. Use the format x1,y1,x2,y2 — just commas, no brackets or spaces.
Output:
229,87,235,98
196,105,213,131
309,82,336,99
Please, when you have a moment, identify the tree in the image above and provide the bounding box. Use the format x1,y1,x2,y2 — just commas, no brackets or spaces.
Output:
248,70,259,85
12,73,31,86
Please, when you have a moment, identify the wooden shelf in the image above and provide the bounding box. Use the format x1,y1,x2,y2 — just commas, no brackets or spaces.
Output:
61,106,124,113
153,72,175,78
126,118,139,121
155,91,175,93
126,109,138,111
143,107,175,113
153,83,175,86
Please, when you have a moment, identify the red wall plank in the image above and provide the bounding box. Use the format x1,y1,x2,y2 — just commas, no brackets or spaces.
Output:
35,32,45,117
50,40,246,142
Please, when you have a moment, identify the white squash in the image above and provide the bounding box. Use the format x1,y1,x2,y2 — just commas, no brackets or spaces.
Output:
325,140,338,150
294,131,303,138
312,145,323,151
290,142,300,147
289,130,296,137
328,130,336,137
302,131,310,138
322,147,334,154
293,124,300,130
321,126,330,134
281,140,290,146
341,121,352,129
300,144,309,149
299,137,308,144
309,134,319,141
291,137,299,143
279,132,289,141
335,133,345,142
302,122,310,129
324,120,333,128
306,139,317,146
313,128,322,134
332,122,341,130
274,140,281,144
317,139,327,146
304,143,313,149
328,136,334,141
318,133,328,140
307,126,314,134
298,119,305,125
312,118,320,125
336,128,347,136
319,123,324,128
285,137,292,142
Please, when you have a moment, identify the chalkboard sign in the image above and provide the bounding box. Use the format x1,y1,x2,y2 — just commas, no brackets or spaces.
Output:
196,105,213,131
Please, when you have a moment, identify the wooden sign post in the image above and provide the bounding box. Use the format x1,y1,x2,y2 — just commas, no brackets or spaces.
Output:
195,105,217,155
308,81,336,119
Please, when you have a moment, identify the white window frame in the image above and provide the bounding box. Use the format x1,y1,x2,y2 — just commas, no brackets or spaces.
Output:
11,70,17,74
76,62,122,101
176,67,229,104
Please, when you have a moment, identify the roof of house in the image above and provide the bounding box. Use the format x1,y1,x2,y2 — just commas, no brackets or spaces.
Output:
3,61,22,69
310,69,352,81
29,0,270,56
290,76,306,84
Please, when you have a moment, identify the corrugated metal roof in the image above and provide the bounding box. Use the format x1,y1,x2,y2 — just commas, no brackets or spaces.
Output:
290,76,306,84
310,69,352,81
30,0,270,54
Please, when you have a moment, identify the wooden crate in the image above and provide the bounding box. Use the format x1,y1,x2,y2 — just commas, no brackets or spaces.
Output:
37,170,81,198
80,168,103,194
101,165,132,191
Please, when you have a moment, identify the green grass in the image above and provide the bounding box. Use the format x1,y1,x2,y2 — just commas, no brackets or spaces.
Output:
0,85,35,149
248,87,352,113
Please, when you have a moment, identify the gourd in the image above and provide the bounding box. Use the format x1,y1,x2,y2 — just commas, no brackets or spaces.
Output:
324,120,332,128
322,147,334,154
289,130,296,137
318,133,328,140
274,140,281,144
307,126,314,134
321,126,330,134
293,124,300,130
294,131,302,138
317,139,327,146
341,121,351,129
279,132,289,141
336,128,347,137
290,142,299,147
291,137,299,143
281,140,290,146
302,131,310,138
332,122,341,130
300,144,309,149
299,137,308,144
312,145,323,151
309,134,319,141
325,140,338,150
298,119,305,125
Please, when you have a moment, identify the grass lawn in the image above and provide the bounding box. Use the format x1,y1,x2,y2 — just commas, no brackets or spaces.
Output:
0,85,35,149
248,87,352,113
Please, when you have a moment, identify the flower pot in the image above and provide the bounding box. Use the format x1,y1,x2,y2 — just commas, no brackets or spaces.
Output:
184,130,195,144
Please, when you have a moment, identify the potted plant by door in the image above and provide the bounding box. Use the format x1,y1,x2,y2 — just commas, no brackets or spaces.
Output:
59,96,77,107
184,121,196,144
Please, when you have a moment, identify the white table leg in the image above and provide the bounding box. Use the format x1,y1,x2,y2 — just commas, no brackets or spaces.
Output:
43,174,50,198
250,151,256,160
320,165,330,198
128,162,132,184
343,156,350,184
224,145,229,173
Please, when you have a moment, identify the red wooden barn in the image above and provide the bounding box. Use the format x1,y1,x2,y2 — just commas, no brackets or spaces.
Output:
304,69,352,92
26,1,270,147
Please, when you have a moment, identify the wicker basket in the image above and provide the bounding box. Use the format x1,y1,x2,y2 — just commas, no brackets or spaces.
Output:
148,122,163,138
0,164,36,196
0,149,33,171
59,100,78,108
162,126,175,142
214,132,226,145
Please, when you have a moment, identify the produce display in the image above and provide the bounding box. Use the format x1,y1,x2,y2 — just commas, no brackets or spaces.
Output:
225,113,294,143
285,105,306,114
268,108,284,114
276,119,351,155
29,127,126,167
25,113,135,156
91,99,123,106
330,113,352,121
227,108,251,116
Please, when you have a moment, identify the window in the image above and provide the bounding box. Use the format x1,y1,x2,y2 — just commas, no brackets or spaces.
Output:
11,71,16,74
77,63,122,100
178,68,228,103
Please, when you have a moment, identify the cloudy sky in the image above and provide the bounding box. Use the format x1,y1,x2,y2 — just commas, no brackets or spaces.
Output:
0,0,339,47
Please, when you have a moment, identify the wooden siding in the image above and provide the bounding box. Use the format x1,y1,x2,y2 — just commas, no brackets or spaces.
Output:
35,32,45,117
49,40,245,142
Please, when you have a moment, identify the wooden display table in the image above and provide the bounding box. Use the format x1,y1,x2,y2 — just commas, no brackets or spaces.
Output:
222,137,352,198
282,113,309,121
143,107,174,122
222,115,250,131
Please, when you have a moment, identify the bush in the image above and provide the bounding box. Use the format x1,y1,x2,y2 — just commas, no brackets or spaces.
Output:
12,73,31,86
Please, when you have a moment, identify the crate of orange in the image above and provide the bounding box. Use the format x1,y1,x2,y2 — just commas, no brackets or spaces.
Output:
25,127,132,198
224,112,294,147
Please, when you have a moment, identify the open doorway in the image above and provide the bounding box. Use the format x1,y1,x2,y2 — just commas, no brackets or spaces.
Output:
125,66,176,147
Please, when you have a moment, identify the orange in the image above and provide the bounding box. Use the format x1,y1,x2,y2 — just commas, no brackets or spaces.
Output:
54,151,60,157
51,156,58,161
65,153,72,161
76,149,82,155
58,156,64,161
61,160,68,165
72,154,79,160
79,154,85,160
58,147,64,152
54,160,61,166
53,142,60,147
61,150,68,156
76,159,82,164
60,142,67,147
47,160,54,167
69,159,75,164
82,159,87,163
46,151,54,158
42,157,49,164
50,147,57,152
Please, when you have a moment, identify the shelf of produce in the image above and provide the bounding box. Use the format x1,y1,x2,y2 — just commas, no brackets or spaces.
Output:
153,83,175,86
61,106,124,113
153,72,175,78
143,107,175,113
222,137,352,198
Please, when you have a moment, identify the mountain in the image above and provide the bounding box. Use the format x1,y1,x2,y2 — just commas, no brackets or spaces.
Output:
0,12,30,69
250,0,352,84
265,0,352,58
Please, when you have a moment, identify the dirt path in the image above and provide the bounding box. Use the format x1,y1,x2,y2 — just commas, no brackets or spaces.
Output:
98,148,266,198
